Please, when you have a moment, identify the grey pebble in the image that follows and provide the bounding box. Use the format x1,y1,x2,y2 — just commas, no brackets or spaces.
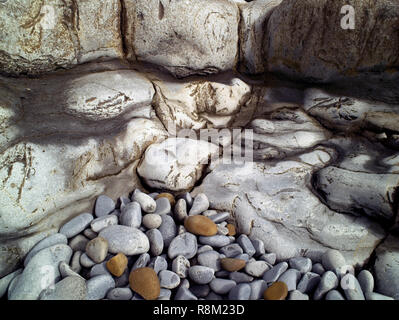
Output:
70,251,82,273
245,261,270,278
174,199,188,222
159,270,181,289
159,215,177,247
148,256,168,274
60,213,94,238
288,290,309,300
188,266,215,284
229,272,254,283
297,272,321,294
357,270,374,293
237,234,256,257
172,255,190,278
24,233,68,266
197,250,221,271
342,273,365,300
91,214,118,233
154,197,171,215
189,193,209,215
220,243,243,258
249,280,268,300
278,269,301,291
80,252,96,268
142,214,162,229
146,229,164,256
120,202,142,228
158,288,172,300
228,283,251,300
175,286,197,300
39,276,87,300
234,253,250,261
177,192,193,208
325,290,345,300
197,245,214,254
251,239,265,257
107,287,133,300
131,189,156,213
289,257,312,274
263,262,289,284
210,212,230,223
311,263,325,275
132,253,150,270
90,262,111,278
95,195,115,217
210,278,236,295
190,285,210,298
313,271,339,300
259,253,276,265
321,249,346,276
199,235,230,247
365,292,394,300
0,269,22,298
85,237,108,263
86,274,115,300
83,228,97,240
69,234,89,252
215,270,230,278
168,232,198,260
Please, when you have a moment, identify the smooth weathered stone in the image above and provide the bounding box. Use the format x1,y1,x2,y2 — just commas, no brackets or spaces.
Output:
142,214,162,229
184,216,217,237
9,244,72,300
357,270,374,293
127,0,239,78
190,285,210,298
264,281,288,300
197,251,221,272
138,138,218,192
69,235,89,252
24,233,68,266
70,251,82,273
313,271,339,300
146,229,164,256
342,274,365,300
199,235,230,248
106,253,128,277
249,280,268,300
297,272,321,294
90,215,118,233
87,274,115,300
278,269,301,291
80,253,96,268
311,263,325,276
289,257,312,274
39,276,87,300
129,267,160,300
172,255,190,279
0,269,22,299
95,195,116,218
210,278,236,295
159,215,177,247
107,287,133,301
220,258,246,272
154,197,171,215
131,190,156,214
288,290,309,301
174,199,188,223
237,234,256,257
263,262,288,284
99,225,150,256
325,290,345,301
228,283,251,300
229,271,254,284
220,244,243,258
159,270,181,289
365,292,394,301
259,253,276,265
188,266,215,285
175,286,198,300
86,237,108,264
90,262,111,278
60,213,94,239
245,261,270,278
83,229,98,240
210,212,230,224
168,232,198,260
119,202,142,229
321,249,347,277
148,256,168,275
59,261,84,281
132,253,150,271
189,193,210,216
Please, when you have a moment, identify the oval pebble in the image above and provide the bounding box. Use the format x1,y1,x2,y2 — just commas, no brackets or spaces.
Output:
357,270,374,293
341,273,365,300
288,290,309,300
184,215,217,236
129,267,160,300
87,274,115,300
210,212,230,223
132,253,150,270
131,189,156,213
321,249,346,275
311,263,325,275
159,215,177,247
59,213,93,238
278,269,301,291
297,272,321,294
69,235,89,252
158,288,172,300
220,258,246,272
159,270,181,289
325,289,345,300
198,235,230,247
210,278,236,295
313,271,339,300
148,256,168,274
154,197,171,215
142,214,162,229
249,280,268,300
237,234,256,257
90,262,111,278
94,195,115,217
83,228,97,240
90,214,118,233
229,271,254,283
146,229,164,256
107,287,133,300
168,232,198,260
190,285,210,298
197,250,221,272
228,283,251,300
251,239,266,257
80,252,96,268
188,266,215,284
220,244,243,258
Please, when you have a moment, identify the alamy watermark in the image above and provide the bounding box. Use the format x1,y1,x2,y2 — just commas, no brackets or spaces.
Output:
341,5,355,30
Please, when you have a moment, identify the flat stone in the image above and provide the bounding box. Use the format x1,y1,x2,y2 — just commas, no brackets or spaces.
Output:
190,285,210,298
197,250,221,272
210,212,230,224
229,272,254,283
237,234,256,257
69,235,89,252
142,214,162,229
184,216,218,236
220,258,246,272
120,202,142,228
264,281,288,300
342,274,365,300
249,280,268,300
154,197,171,215
228,283,251,300
289,257,312,274
159,215,177,247
297,272,321,294
357,270,374,293
220,244,243,258
175,286,198,300
107,287,133,300
168,232,198,260
129,267,160,300
189,193,210,215
99,225,150,256
106,253,128,277
245,261,270,278
172,255,190,278
259,253,276,265
313,271,339,300
325,290,345,300
24,233,68,266
39,276,87,300
131,189,156,213
0,269,22,298
132,253,150,270
210,278,236,295
159,270,181,289
86,274,115,300
278,269,301,291
288,290,309,300
199,235,230,247
8,244,72,300
95,195,115,217
188,266,215,285
263,262,289,284
148,256,168,274
85,237,109,264
59,213,94,238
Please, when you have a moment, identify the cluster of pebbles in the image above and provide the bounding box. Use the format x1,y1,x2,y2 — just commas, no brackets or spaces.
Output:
1,189,395,300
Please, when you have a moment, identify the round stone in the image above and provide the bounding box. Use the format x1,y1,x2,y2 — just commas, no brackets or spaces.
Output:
148,256,168,274
277,269,301,291
168,232,198,260
188,266,215,284
142,214,162,229
106,253,128,277
99,225,150,256
237,234,256,257
129,267,160,300
70,251,82,273
325,290,345,300
86,237,109,264
297,272,321,294
159,270,181,289
156,193,176,207
251,239,266,257
209,212,230,223
90,262,111,278
229,271,254,283
59,213,94,238
263,282,288,300
146,229,164,256
132,253,150,270
95,195,116,217
220,258,246,272
288,290,309,300
226,224,236,236
263,262,289,284
80,253,96,268
184,215,217,236
220,244,243,257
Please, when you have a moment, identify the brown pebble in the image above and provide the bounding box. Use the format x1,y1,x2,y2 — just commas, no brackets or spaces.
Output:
129,267,160,300
156,193,175,207
226,224,236,236
220,258,246,272
184,215,218,236
106,253,128,277
263,281,288,300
